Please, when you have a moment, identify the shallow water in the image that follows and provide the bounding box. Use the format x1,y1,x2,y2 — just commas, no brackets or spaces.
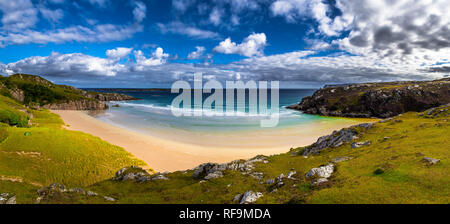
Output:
85,89,364,148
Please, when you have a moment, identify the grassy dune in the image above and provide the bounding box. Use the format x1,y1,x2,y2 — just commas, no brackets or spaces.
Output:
0,107,147,203
73,106,448,204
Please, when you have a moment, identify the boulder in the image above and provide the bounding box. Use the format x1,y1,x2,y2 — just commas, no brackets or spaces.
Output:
294,123,372,155
312,178,329,186
423,157,440,165
239,191,263,204
287,171,297,179
0,193,16,204
351,141,371,149
306,164,335,179
332,156,353,163
152,174,169,180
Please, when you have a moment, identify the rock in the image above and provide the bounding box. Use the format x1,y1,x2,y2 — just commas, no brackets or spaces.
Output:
104,196,116,202
306,164,335,179
87,191,98,196
0,193,16,204
266,179,275,185
294,123,372,155
204,171,223,180
423,157,440,165
239,191,263,204
43,100,108,110
114,166,152,182
152,175,169,180
312,178,329,186
286,79,450,118
332,156,353,163
233,194,242,203
192,155,268,180
276,174,285,183
351,141,371,149
286,171,297,179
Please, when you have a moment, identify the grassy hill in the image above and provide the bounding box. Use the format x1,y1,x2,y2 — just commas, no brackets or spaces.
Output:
0,88,147,204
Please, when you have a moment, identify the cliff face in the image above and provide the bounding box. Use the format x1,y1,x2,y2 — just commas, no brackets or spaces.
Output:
43,100,108,110
287,78,450,118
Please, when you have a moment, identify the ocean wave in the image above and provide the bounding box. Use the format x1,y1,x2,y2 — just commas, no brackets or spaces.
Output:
115,102,302,118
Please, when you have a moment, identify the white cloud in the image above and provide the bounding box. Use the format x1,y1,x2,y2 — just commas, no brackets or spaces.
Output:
0,1,146,46
133,47,169,70
213,33,267,57
0,0,38,31
187,46,206,59
106,47,133,61
87,0,109,7
3,52,126,77
133,1,146,23
157,22,220,39
209,8,222,26
38,5,64,23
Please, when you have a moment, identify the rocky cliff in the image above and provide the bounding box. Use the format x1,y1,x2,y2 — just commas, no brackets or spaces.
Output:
287,78,450,118
43,99,108,110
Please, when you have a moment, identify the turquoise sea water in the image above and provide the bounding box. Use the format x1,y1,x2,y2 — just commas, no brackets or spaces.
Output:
86,89,333,130
83,89,362,148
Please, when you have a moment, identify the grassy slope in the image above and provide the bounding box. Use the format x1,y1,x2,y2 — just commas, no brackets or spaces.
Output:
0,95,30,127
76,107,448,204
0,74,91,106
0,106,147,203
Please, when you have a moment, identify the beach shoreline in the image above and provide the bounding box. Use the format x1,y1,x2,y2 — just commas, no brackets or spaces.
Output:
52,110,377,172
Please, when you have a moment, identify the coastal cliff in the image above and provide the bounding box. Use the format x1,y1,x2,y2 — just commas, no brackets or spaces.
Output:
0,74,136,110
287,78,450,118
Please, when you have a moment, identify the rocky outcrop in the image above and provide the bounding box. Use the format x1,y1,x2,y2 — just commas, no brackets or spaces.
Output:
113,166,165,182
422,157,440,165
292,123,373,156
234,191,263,204
87,92,138,101
43,99,107,110
0,193,16,204
287,78,450,118
192,155,269,180
36,183,110,203
306,164,335,179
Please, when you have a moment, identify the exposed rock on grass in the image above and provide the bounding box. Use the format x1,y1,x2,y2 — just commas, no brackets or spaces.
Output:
0,193,16,204
351,141,371,149
114,166,153,182
238,191,263,204
293,123,373,155
332,156,353,163
192,155,269,180
306,164,335,179
422,157,440,165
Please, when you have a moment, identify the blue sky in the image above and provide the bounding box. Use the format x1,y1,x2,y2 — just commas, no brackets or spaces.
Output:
0,0,449,88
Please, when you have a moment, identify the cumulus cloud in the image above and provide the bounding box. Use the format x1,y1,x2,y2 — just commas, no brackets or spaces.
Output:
133,47,169,70
213,33,267,57
187,46,206,59
106,47,133,61
157,22,220,39
3,52,126,77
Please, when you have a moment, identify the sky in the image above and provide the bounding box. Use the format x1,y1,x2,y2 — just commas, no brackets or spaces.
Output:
0,0,449,88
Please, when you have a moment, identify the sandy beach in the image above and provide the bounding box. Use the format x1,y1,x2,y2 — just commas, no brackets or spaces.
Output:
53,110,377,172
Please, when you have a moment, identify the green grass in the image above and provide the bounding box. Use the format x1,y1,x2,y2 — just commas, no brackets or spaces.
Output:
0,74,92,106
0,95,29,127
0,109,147,203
